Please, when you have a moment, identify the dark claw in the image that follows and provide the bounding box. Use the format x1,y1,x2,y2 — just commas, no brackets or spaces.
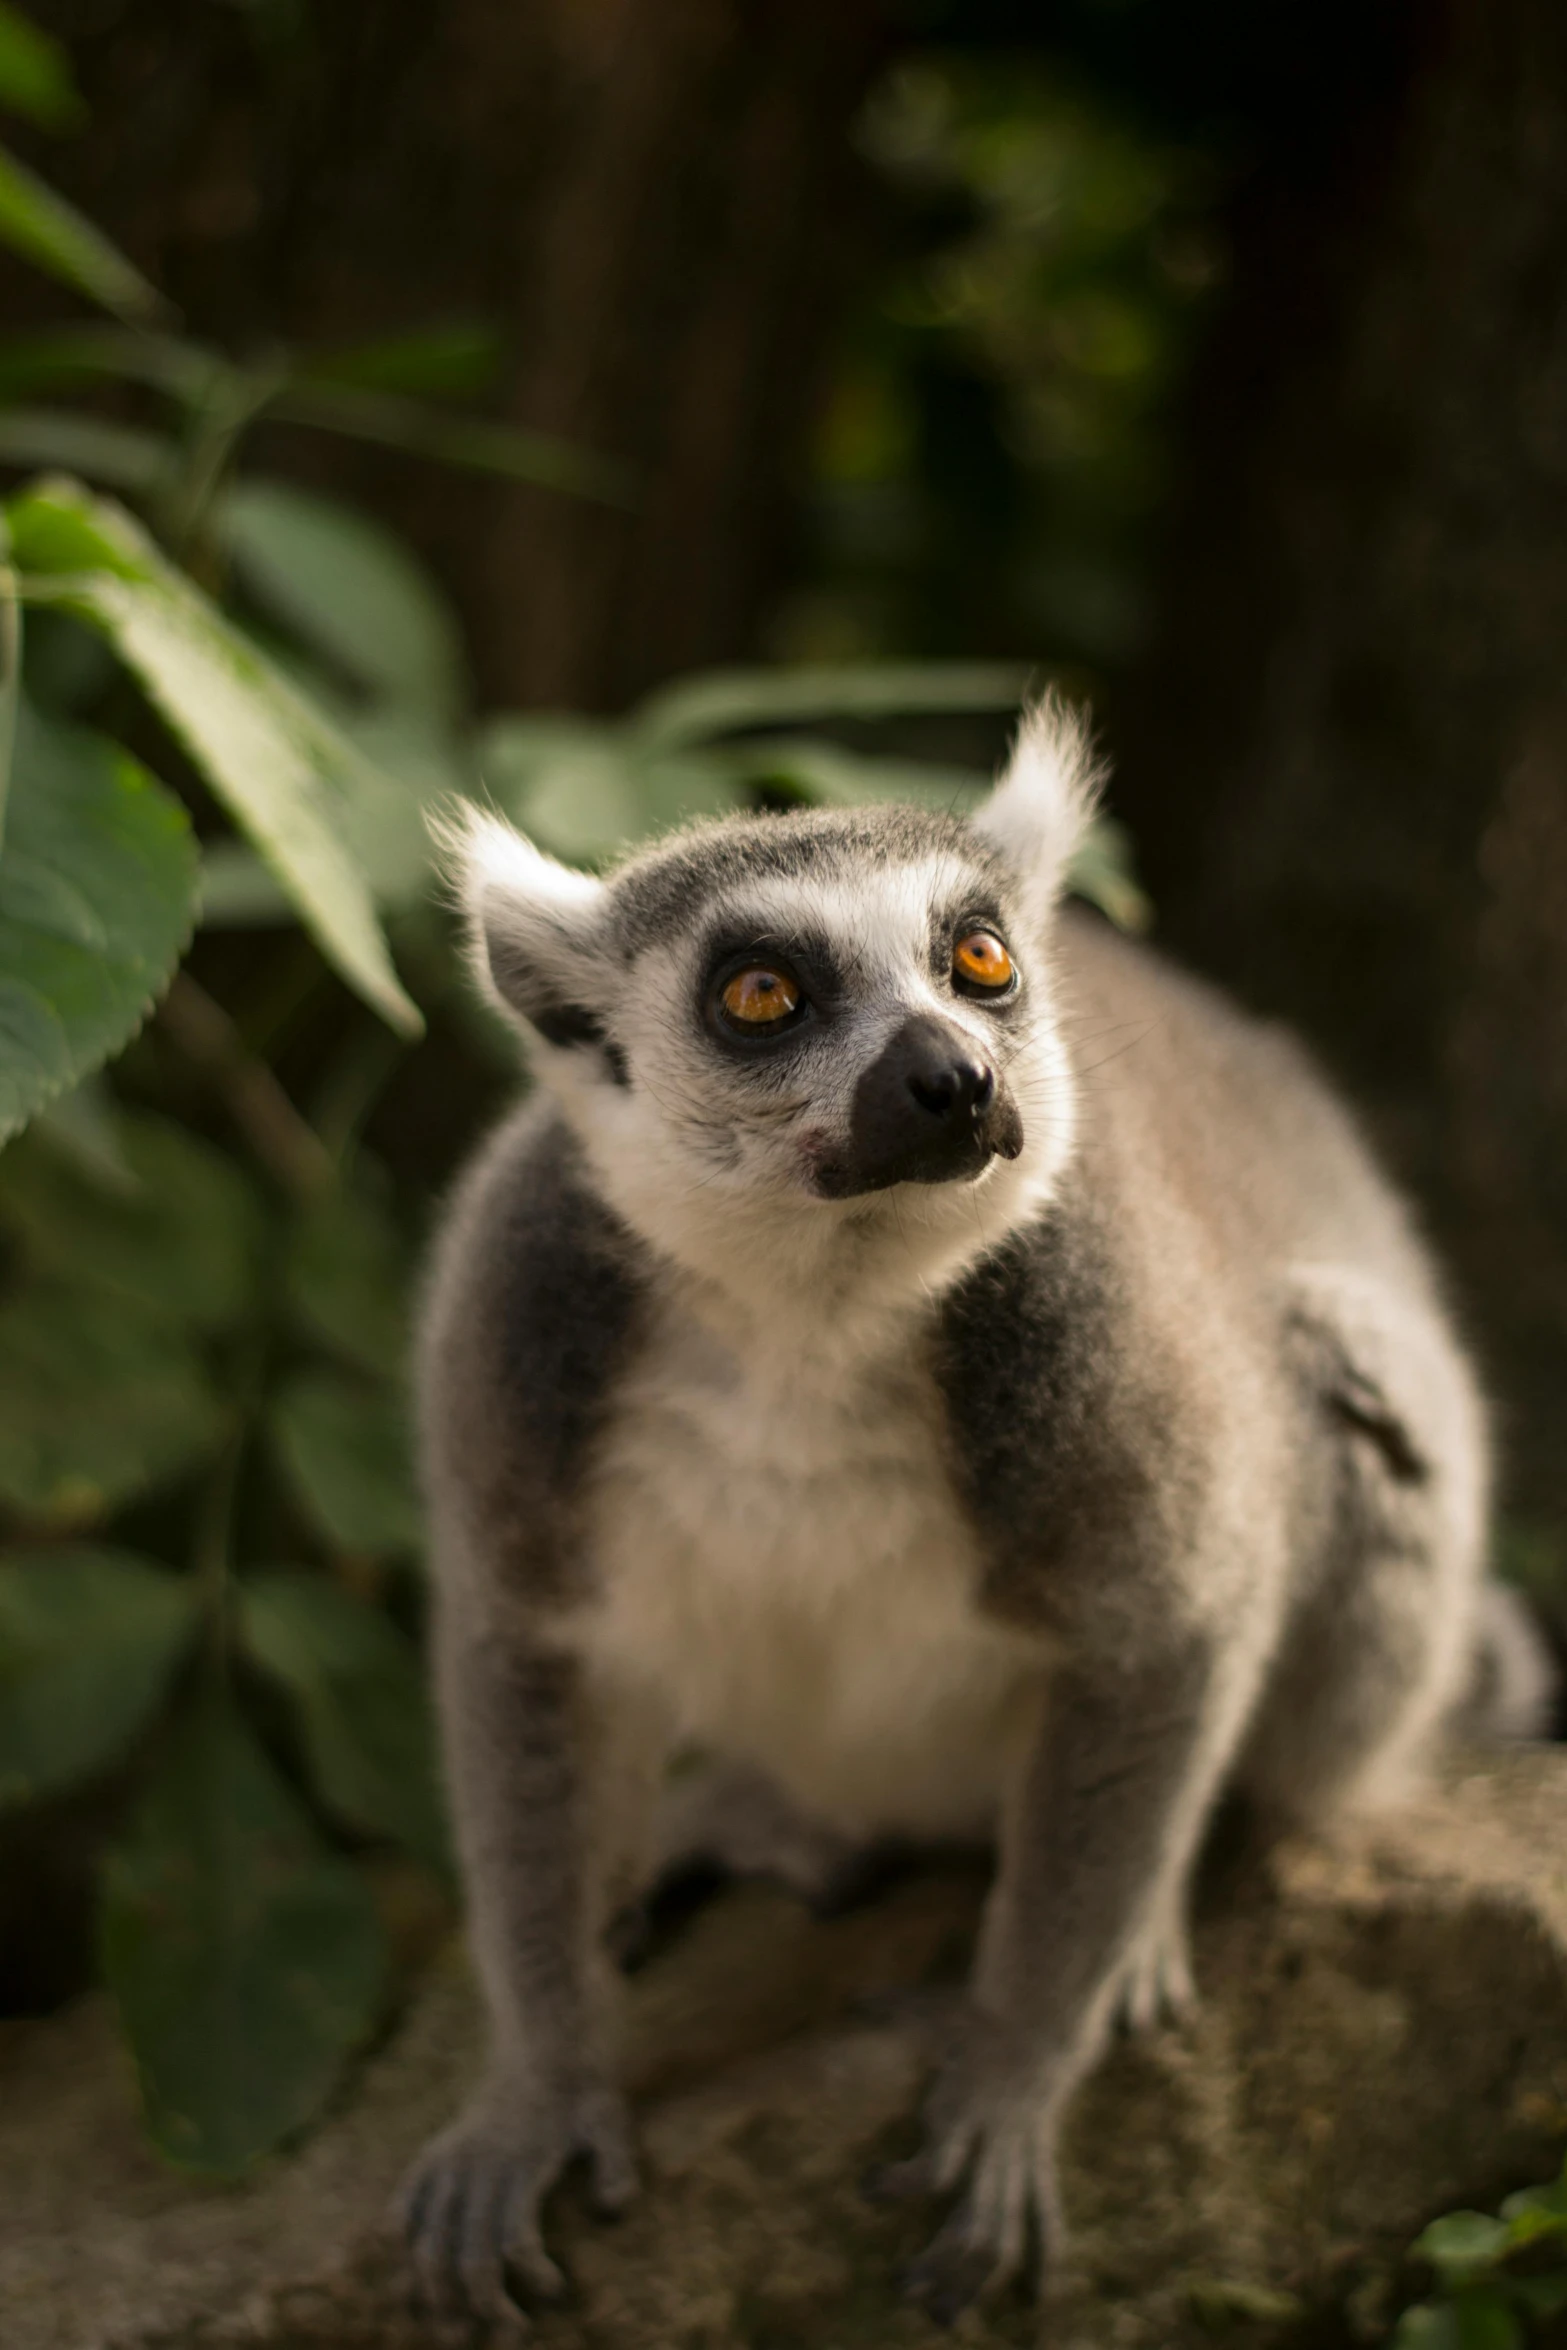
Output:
898,2241,994,2327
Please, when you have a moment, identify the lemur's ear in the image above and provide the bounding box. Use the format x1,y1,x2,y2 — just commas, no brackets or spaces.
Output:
971,692,1102,923
442,809,611,1049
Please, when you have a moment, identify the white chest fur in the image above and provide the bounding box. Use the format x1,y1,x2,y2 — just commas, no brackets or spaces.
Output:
579,1285,1049,1839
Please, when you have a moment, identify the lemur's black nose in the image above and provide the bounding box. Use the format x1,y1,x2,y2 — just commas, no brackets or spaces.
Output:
908,1053,995,1123
819,1015,1022,1196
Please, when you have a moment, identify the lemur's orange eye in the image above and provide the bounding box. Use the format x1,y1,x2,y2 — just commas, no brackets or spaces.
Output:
953,931,1015,991
720,966,801,1025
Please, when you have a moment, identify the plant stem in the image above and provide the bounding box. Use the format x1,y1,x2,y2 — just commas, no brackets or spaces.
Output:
158,970,334,1199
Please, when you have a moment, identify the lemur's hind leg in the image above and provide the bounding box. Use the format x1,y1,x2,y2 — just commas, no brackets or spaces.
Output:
1242,1264,1499,1829
651,1756,876,1911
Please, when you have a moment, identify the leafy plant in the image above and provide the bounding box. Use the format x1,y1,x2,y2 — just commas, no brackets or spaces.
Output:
1391,2158,1567,2348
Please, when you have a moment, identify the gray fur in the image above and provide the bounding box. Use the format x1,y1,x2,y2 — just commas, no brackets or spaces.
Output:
399,704,1553,2325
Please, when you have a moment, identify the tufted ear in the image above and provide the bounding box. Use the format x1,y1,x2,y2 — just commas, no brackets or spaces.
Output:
971,691,1102,923
441,807,613,1051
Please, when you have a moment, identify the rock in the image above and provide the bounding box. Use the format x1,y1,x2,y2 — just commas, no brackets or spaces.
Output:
4,1749,1567,2350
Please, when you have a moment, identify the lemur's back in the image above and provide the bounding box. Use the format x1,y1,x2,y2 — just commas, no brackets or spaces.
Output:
1057,907,1441,1311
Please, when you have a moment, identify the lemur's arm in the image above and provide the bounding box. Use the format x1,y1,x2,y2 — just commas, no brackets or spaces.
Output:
397,1114,653,2324
875,1629,1235,2319
398,1597,645,2322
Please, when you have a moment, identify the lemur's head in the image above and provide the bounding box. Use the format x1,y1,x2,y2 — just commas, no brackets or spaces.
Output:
454,697,1098,1305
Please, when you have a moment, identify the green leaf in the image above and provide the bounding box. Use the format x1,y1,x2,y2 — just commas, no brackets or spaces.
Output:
0,142,163,323
1066,814,1153,933
1448,2288,1524,2350
0,1282,222,1521
1415,2214,1515,2282
0,698,197,1143
0,324,210,404
477,714,745,864
284,1179,409,1374
725,730,987,814
218,481,466,719
102,1685,386,2174
240,1570,447,1869
270,1369,421,1557
269,377,633,505
8,479,421,1036
198,707,469,924
0,1109,266,1330
296,323,502,397
0,531,17,851
1391,2306,1461,2350
0,406,173,493
631,661,1033,751
0,1547,196,1808
1500,2174,1567,2231
0,3,83,129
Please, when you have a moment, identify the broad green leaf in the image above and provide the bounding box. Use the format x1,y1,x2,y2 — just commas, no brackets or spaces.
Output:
0,1282,222,1521
270,377,632,504
0,142,163,323
199,710,469,923
241,1570,447,1869
0,323,210,403
1448,2289,1523,2350
1392,2307,1462,2350
0,406,173,493
270,1369,420,1557
8,479,421,1036
0,534,16,849
297,324,502,397
0,2,82,128
725,731,986,814
477,714,744,864
218,481,466,719
0,699,196,1143
102,1686,386,2174
1065,813,1153,933
285,1179,409,1374
0,1546,196,1808
1500,2169,1567,2229
1415,2214,1514,2282
632,661,1033,751
0,1109,266,1329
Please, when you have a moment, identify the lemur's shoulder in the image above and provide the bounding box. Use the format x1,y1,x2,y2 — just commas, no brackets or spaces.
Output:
417,1101,649,1603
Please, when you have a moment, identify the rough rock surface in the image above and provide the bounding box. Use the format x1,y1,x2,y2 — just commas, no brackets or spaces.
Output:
5,1748,1567,2350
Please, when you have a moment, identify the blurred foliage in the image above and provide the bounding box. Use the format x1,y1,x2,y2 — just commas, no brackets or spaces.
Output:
1388,2155,1567,2348
776,52,1228,681
0,3,1149,2179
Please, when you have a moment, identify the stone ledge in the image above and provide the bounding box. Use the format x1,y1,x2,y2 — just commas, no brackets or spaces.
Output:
3,1748,1565,2350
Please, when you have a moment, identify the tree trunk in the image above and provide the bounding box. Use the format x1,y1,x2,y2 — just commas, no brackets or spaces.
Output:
22,0,885,709
1112,0,1567,1534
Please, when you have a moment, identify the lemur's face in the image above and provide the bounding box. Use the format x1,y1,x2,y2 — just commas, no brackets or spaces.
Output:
459,701,1098,1295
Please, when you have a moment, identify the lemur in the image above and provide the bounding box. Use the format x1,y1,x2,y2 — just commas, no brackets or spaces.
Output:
397,699,1552,2328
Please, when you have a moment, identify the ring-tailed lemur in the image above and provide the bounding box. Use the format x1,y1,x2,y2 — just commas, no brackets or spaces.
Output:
397,699,1552,2327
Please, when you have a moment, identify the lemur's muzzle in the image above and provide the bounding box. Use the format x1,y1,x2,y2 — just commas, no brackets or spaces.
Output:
817,1014,1024,1196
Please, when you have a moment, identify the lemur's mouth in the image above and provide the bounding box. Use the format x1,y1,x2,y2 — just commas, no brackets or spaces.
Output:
805,1099,1024,1200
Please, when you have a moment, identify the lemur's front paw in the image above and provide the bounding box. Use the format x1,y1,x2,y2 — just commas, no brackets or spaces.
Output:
394,2071,637,2332
863,2017,1064,2324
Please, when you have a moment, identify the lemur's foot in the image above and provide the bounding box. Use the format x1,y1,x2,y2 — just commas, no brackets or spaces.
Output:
1117,1909,1196,2035
394,2072,637,2331
863,2014,1064,2322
